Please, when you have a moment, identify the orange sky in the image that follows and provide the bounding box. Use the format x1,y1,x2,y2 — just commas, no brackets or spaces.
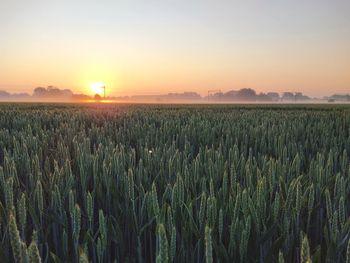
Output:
0,0,349,97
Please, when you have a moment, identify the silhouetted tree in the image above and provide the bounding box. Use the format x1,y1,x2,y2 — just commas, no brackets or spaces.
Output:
0,91,10,97
267,92,280,101
282,92,295,101
94,94,102,100
33,86,73,98
237,88,257,100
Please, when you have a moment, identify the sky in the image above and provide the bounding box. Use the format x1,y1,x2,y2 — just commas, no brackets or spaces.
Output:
0,0,349,97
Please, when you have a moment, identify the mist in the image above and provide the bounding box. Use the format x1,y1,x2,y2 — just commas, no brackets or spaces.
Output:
0,86,349,103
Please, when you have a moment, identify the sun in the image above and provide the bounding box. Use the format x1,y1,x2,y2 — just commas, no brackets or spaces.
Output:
90,82,106,96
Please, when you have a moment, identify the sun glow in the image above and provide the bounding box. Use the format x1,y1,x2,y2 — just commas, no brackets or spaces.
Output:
90,82,105,96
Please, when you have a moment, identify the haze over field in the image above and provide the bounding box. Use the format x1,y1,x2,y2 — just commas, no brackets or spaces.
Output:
1,86,349,103
0,0,349,99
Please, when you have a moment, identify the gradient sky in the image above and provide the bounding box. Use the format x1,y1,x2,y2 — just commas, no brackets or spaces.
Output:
1,0,349,97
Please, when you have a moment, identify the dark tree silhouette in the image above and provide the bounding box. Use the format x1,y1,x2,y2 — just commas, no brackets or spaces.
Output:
94,94,102,100
237,88,257,100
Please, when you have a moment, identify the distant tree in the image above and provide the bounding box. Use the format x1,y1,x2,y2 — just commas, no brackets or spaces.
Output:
267,92,280,101
94,94,102,100
237,88,257,100
257,93,273,101
295,92,310,100
72,94,91,101
0,90,10,97
166,92,201,100
213,89,258,101
33,87,47,97
33,86,73,99
224,90,238,99
0,91,30,100
329,94,350,101
282,92,295,101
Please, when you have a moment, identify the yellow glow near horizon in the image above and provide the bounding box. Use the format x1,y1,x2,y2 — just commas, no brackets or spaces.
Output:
90,82,105,96
1,2,349,98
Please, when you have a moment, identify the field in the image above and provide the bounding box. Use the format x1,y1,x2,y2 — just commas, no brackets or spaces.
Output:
0,103,349,263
